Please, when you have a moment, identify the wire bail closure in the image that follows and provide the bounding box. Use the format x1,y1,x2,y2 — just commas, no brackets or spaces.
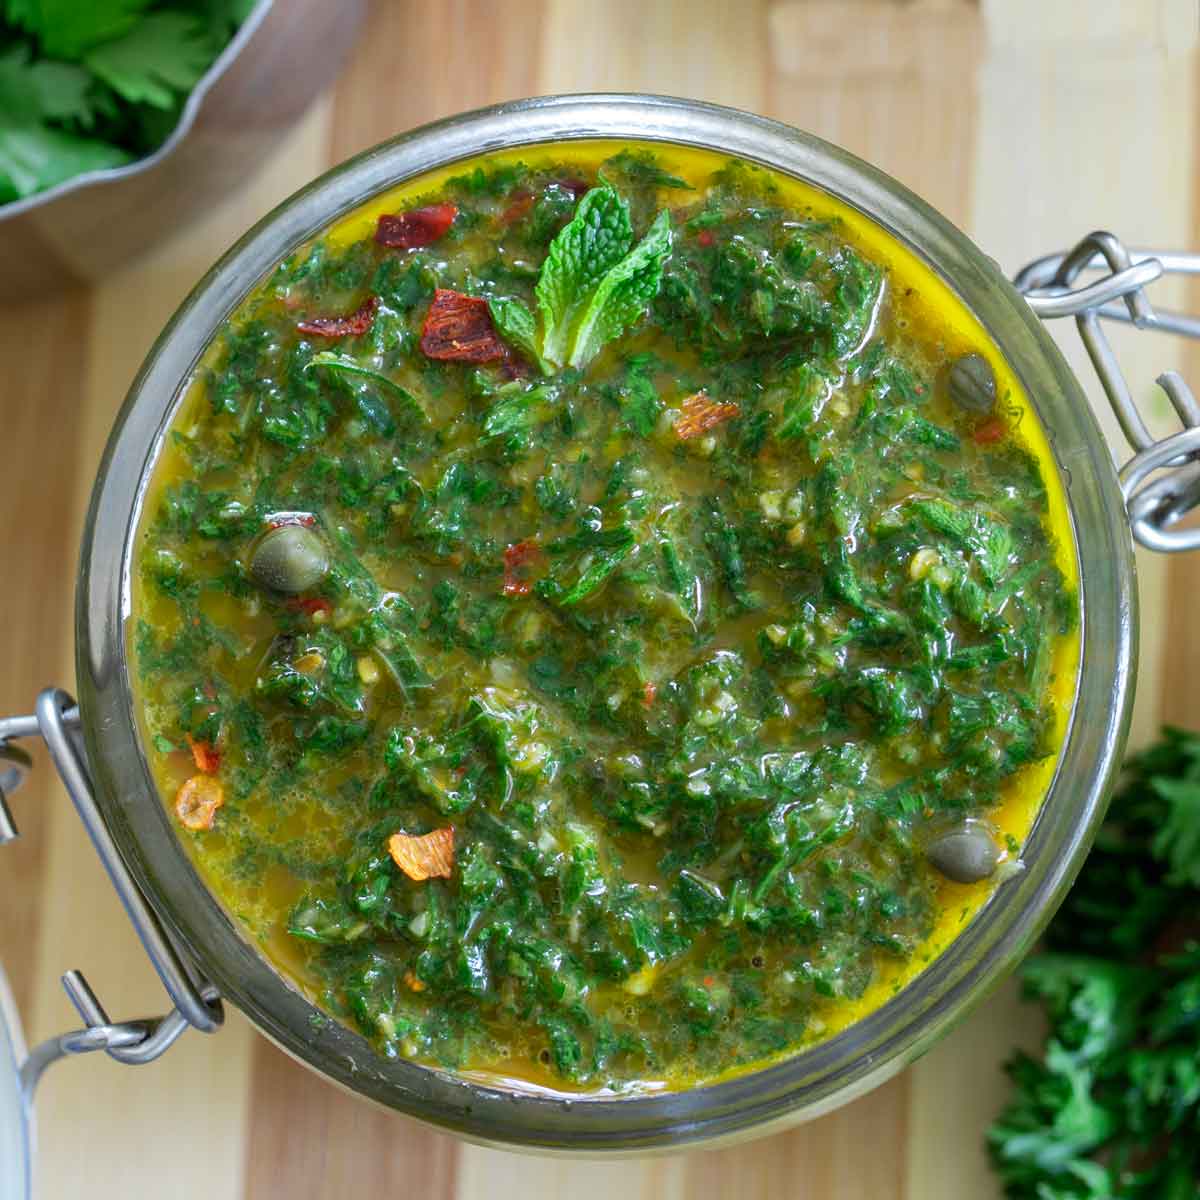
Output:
0,689,223,1105
1014,232,1200,553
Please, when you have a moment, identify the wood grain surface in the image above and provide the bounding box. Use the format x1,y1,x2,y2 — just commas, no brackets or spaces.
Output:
1,1,1196,1197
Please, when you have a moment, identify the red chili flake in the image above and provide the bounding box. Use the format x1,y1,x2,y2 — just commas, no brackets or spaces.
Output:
499,189,535,226
420,289,507,363
176,775,224,832
697,230,715,247
501,354,531,381
675,391,741,440
557,178,590,199
296,295,379,339
973,418,1006,445
388,827,455,881
375,202,458,249
285,596,333,617
186,734,221,775
642,681,658,708
503,540,540,597
703,975,715,989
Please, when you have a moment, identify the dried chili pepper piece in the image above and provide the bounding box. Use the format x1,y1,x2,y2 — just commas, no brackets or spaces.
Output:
675,391,740,440
558,178,590,199
499,189,535,226
285,595,333,618
176,775,224,831
388,827,455,881
375,202,458,249
420,288,507,363
186,734,221,774
503,540,539,596
296,295,379,338
973,418,1006,445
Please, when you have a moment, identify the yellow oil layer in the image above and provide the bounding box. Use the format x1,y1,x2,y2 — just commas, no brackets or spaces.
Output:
135,139,1081,1092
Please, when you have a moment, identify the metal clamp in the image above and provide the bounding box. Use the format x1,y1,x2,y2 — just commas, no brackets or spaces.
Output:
1014,232,1200,553
0,688,223,1104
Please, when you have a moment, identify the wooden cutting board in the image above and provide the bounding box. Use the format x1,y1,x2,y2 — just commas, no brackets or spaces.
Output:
1,1,1196,1196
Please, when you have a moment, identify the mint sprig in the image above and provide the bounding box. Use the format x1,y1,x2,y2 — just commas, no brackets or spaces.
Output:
491,184,674,374
535,184,633,366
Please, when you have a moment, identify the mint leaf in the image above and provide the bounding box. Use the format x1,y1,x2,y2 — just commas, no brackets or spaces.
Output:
567,209,673,369
84,11,215,109
488,297,550,374
10,0,155,59
535,184,632,367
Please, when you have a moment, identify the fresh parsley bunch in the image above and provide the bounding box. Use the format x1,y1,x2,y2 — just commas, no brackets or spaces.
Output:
989,728,1200,1198
0,0,255,205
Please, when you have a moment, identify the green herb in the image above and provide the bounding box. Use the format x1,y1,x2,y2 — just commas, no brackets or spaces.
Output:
989,728,1200,1198
534,184,673,370
535,184,632,366
487,296,550,374
0,0,252,204
306,352,423,419
567,210,672,368
615,353,661,437
84,11,213,108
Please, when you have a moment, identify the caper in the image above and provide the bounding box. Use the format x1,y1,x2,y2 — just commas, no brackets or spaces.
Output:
926,824,999,884
249,523,328,594
948,352,996,414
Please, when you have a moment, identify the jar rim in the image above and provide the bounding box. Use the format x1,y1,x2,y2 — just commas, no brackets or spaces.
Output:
74,93,1135,1152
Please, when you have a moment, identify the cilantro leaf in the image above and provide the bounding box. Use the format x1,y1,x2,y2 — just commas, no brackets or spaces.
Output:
84,11,215,109
200,0,258,37
27,59,97,123
9,0,154,59
567,208,673,368
487,296,550,374
0,123,130,202
535,184,632,367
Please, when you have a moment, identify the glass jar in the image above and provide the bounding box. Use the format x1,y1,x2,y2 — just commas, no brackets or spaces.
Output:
4,94,1198,1163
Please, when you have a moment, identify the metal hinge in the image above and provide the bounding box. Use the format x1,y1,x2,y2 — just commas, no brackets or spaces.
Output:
0,688,222,1105
1015,231,1200,553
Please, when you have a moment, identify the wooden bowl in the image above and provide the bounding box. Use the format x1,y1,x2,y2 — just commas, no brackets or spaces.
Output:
0,0,365,300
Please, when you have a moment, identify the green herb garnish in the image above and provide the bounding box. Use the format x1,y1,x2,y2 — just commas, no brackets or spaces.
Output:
989,728,1200,1197
0,0,254,205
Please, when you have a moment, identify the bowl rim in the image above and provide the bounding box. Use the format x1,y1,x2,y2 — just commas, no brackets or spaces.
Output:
0,0,274,223
74,93,1136,1152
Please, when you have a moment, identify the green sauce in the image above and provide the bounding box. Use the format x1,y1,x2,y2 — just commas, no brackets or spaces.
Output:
132,144,1077,1092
